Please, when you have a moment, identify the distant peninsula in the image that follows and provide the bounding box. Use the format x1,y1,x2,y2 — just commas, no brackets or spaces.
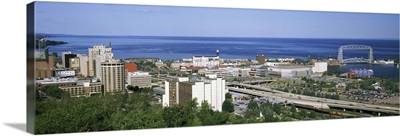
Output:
36,34,68,46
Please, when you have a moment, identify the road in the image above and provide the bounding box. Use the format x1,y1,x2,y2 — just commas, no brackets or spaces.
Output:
228,83,400,115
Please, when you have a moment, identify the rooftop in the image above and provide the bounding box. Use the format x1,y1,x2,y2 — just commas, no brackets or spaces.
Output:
271,64,311,69
36,77,78,84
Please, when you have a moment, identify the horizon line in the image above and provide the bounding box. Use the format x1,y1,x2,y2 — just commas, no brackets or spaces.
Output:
36,33,400,40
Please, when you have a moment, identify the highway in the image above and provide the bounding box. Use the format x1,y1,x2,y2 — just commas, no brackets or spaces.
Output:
228,83,400,115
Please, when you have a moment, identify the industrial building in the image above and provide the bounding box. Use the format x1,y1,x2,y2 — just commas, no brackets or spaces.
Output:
240,68,251,77
265,62,290,67
192,50,220,67
256,66,269,77
268,64,311,78
127,71,152,88
266,58,295,62
312,62,328,73
101,58,125,93
162,75,226,111
198,67,240,77
349,69,373,78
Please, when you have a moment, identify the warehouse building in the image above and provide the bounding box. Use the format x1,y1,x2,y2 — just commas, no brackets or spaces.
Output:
268,64,311,78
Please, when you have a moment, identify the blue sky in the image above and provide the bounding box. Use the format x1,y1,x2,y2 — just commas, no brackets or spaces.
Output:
35,2,399,39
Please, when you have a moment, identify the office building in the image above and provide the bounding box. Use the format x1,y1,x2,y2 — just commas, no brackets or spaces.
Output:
61,51,71,68
59,81,102,97
88,44,113,78
64,53,77,68
36,48,56,79
77,54,89,77
69,57,80,70
127,72,152,88
101,58,125,93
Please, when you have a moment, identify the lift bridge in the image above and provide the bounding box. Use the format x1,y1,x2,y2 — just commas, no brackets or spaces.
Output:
338,45,373,64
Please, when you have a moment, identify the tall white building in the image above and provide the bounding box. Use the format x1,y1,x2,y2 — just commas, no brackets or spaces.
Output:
101,58,125,93
204,77,226,111
77,54,89,77
192,50,220,67
88,44,113,79
162,76,226,111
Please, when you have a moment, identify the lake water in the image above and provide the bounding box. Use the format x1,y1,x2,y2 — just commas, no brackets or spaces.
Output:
45,35,400,78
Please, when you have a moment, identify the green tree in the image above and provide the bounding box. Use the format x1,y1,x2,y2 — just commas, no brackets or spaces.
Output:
162,106,187,127
299,110,308,118
290,105,297,113
127,85,134,91
189,117,203,126
111,109,166,130
226,114,246,124
272,103,282,115
225,92,232,100
197,101,214,125
133,86,140,92
309,111,317,118
222,100,234,113
248,101,259,110
35,98,113,134
40,85,69,99
246,101,260,118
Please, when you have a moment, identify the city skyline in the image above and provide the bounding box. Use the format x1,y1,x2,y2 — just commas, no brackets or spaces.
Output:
35,2,399,39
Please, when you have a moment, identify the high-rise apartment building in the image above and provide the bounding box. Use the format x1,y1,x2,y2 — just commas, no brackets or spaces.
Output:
162,76,226,111
101,58,125,93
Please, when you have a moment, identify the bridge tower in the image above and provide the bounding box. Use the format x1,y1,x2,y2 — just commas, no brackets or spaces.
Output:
338,45,373,64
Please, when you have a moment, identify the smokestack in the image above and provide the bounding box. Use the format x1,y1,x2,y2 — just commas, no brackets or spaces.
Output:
216,50,219,57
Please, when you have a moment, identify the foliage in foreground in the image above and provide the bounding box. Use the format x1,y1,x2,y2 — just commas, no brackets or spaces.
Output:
35,87,328,134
